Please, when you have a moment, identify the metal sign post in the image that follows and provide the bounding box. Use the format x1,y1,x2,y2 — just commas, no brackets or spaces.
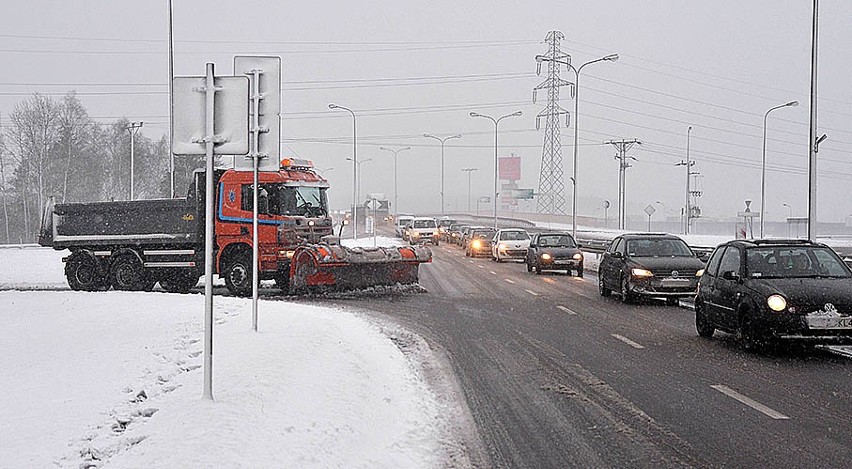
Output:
234,56,281,333
644,204,656,231
173,63,249,401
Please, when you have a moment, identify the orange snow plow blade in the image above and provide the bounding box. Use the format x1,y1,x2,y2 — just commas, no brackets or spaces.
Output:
290,243,432,292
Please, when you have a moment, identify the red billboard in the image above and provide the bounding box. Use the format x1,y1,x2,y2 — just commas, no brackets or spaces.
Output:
499,156,521,181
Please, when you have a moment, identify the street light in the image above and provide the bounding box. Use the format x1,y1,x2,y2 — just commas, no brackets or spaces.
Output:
470,111,522,230
423,134,461,217
461,168,478,212
124,121,143,200
760,100,798,238
346,157,372,202
563,54,618,240
329,103,357,239
655,200,666,231
379,146,411,217
782,202,793,238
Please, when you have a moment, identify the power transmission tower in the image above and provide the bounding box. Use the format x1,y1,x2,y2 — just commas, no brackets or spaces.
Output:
533,30,572,215
605,139,641,229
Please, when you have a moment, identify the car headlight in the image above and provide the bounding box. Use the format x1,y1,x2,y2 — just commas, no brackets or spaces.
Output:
499,243,507,252
573,253,583,261
471,240,482,249
767,294,787,312
411,232,420,237
631,268,654,278
541,253,552,260
696,269,705,277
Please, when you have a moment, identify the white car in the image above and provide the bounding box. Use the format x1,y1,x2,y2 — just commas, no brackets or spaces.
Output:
407,217,440,245
491,228,531,262
395,215,414,238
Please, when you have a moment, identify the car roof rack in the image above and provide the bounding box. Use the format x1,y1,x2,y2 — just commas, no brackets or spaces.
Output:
749,239,814,245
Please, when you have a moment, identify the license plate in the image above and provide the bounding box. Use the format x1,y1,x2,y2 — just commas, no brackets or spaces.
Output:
661,278,689,287
807,315,852,330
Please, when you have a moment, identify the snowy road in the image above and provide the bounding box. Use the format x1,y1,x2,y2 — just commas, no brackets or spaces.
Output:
344,240,852,468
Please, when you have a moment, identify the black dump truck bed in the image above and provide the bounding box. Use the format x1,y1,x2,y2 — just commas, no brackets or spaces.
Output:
39,197,199,249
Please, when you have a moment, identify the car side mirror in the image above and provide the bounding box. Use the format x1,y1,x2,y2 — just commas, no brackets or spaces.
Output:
721,270,740,281
529,243,536,248
611,251,623,259
577,243,584,249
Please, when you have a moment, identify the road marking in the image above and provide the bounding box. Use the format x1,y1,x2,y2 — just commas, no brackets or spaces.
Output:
611,334,645,349
542,278,556,284
504,279,516,284
477,265,485,269
468,260,474,263
711,385,790,420
524,289,539,296
556,305,577,315
490,271,497,275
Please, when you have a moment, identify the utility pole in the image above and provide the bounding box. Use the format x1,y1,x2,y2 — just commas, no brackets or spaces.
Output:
461,168,478,212
675,126,696,234
533,30,571,216
807,0,825,241
125,121,143,200
605,139,641,230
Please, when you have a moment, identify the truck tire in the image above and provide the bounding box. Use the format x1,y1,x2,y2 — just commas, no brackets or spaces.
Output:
110,254,155,291
223,252,252,297
65,252,107,291
159,272,199,294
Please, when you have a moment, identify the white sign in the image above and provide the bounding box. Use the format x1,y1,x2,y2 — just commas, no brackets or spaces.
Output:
234,56,281,171
644,204,656,216
172,75,250,155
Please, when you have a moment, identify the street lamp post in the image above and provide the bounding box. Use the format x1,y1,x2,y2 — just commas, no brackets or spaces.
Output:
423,134,461,217
782,202,793,237
655,200,666,231
470,111,522,230
461,168,478,212
125,121,143,200
565,54,618,240
760,100,798,238
379,146,411,217
328,103,357,239
346,157,372,205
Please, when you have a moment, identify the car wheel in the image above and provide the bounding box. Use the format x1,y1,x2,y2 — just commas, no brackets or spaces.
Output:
535,263,542,275
496,253,503,263
620,275,634,304
526,261,532,273
737,308,767,351
599,275,611,297
695,301,715,338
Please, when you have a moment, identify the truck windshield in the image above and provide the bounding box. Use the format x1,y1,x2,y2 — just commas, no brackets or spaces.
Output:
243,184,328,217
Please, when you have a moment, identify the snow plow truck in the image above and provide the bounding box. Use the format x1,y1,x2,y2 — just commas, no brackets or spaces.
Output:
38,158,431,295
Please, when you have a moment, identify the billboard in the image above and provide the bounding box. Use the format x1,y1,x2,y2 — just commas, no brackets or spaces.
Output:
498,156,521,181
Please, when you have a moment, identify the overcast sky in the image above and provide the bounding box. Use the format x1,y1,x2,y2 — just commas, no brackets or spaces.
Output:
2,0,850,222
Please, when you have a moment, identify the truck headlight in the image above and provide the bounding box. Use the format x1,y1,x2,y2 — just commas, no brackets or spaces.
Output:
767,294,787,312
631,268,654,278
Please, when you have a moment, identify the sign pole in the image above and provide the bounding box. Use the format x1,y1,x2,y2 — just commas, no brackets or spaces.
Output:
250,69,261,333
203,62,215,401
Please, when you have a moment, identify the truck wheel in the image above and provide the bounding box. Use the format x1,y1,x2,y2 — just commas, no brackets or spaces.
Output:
110,255,155,291
224,252,253,297
159,272,199,293
65,253,107,291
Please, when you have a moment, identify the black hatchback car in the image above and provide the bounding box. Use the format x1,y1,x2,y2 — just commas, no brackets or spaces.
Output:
526,232,583,276
694,239,852,348
599,233,705,305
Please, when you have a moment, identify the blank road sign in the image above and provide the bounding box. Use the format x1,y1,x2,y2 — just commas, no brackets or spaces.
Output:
172,75,250,156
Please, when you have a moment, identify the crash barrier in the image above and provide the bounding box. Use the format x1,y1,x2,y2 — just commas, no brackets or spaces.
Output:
440,213,537,229
574,230,716,260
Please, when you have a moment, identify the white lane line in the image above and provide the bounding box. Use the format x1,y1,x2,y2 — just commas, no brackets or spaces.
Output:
468,260,474,263
504,279,516,284
477,265,485,269
711,385,790,420
611,334,645,349
542,278,556,284
556,305,577,315
524,289,539,296
490,271,497,275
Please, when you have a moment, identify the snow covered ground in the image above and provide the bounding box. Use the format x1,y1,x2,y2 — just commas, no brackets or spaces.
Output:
0,244,473,468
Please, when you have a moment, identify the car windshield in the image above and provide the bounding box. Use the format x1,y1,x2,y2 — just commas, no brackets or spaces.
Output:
413,219,436,228
746,246,852,279
537,235,576,247
473,230,496,239
501,231,529,241
626,238,693,257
